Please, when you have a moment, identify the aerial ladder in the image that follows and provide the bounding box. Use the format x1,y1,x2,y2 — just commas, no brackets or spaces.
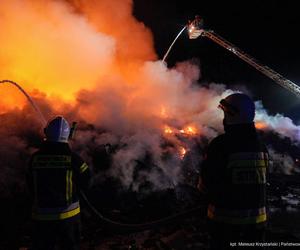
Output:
188,17,300,98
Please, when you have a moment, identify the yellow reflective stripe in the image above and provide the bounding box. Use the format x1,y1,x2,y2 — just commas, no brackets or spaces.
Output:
208,205,267,224
227,160,267,168
79,163,88,173
208,205,266,217
66,170,73,204
33,207,80,221
208,209,267,224
66,170,70,203
69,171,73,203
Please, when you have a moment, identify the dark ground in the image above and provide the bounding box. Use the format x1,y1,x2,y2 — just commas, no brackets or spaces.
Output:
1,173,300,250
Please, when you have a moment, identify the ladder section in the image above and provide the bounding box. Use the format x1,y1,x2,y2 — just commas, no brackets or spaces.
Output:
202,30,300,98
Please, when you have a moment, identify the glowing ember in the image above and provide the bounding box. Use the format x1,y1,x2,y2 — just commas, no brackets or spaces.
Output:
179,146,187,159
186,126,196,134
164,126,173,134
180,125,197,135
163,125,198,137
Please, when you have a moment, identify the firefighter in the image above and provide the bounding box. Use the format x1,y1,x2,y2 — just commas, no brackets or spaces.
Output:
198,93,268,250
27,116,90,250
193,15,204,29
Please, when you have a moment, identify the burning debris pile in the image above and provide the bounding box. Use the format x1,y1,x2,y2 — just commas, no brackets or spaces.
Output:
0,0,223,193
1,0,300,192
1,0,300,248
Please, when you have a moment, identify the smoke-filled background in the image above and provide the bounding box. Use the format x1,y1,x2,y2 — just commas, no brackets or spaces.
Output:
1,0,300,197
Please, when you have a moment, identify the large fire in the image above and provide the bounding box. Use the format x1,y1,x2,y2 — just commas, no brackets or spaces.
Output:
0,0,215,189
0,0,155,107
1,0,300,190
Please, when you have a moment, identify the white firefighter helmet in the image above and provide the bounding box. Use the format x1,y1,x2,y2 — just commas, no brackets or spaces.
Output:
44,116,70,143
218,93,255,125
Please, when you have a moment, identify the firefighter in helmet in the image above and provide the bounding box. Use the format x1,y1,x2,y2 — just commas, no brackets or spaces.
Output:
198,93,268,249
27,116,90,250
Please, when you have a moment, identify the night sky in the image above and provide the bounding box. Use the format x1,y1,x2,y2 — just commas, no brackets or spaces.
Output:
133,0,300,121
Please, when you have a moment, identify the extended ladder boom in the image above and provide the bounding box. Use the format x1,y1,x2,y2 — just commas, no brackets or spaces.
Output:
187,18,300,98
202,30,300,98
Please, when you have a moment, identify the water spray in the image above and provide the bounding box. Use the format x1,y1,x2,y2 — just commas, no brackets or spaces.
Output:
0,80,47,125
162,26,187,64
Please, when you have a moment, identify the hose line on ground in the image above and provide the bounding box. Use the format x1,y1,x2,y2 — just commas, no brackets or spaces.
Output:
80,190,205,231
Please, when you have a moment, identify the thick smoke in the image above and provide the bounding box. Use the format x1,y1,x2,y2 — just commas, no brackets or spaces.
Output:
0,0,299,195
255,101,300,142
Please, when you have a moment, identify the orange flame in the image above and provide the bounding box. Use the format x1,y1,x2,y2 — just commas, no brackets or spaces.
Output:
180,125,198,136
163,125,199,137
179,146,187,159
255,122,268,130
0,0,156,110
164,126,173,134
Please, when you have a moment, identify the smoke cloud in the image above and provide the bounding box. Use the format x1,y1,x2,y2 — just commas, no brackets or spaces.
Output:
0,0,299,195
0,0,116,104
255,101,300,142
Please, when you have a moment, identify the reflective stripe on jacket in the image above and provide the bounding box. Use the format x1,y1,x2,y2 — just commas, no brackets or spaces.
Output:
208,204,267,224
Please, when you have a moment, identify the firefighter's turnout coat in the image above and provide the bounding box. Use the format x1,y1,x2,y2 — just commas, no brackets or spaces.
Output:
28,141,90,221
199,123,268,225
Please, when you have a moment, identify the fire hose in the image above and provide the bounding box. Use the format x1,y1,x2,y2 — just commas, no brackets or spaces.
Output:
80,190,206,231
0,79,47,125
